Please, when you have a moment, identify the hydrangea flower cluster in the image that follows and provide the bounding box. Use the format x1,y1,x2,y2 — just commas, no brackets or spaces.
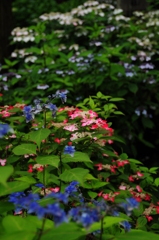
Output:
0,123,13,138
8,181,139,231
23,90,68,122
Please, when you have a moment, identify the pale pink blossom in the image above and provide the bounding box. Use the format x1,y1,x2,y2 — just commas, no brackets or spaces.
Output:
136,171,144,177
136,185,143,192
119,185,127,190
81,118,95,126
0,159,7,166
63,124,78,132
50,187,60,193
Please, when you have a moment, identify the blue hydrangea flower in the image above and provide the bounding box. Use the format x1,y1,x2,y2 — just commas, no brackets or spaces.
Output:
69,207,100,228
92,199,108,212
47,192,68,204
120,197,139,216
65,181,79,196
120,221,131,232
0,123,12,138
46,203,68,226
23,105,34,123
8,192,25,204
35,183,45,188
45,103,57,117
56,90,68,103
64,145,75,157
28,202,46,219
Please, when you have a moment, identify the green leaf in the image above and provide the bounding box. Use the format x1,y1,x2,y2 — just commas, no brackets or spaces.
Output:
128,83,138,94
29,128,51,149
104,103,117,112
149,167,159,174
0,202,14,213
89,216,126,232
59,168,89,184
2,215,37,233
25,216,53,230
37,169,50,185
0,232,35,240
128,159,143,165
116,230,159,240
83,181,108,189
88,191,98,198
14,176,36,184
141,117,154,129
113,111,125,115
36,155,59,168
89,97,95,108
12,144,37,155
62,152,92,164
7,156,20,164
0,165,14,186
97,92,103,98
136,216,147,228
110,98,125,102
120,153,128,160
154,178,159,187
0,182,30,197
41,223,85,240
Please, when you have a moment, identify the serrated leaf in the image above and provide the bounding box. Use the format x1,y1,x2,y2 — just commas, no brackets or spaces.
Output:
62,152,92,164
59,168,89,184
88,191,98,198
37,170,50,185
0,165,14,186
14,176,36,184
29,128,51,149
129,159,143,165
120,153,128,160
136,216,147,228
0,181,30,197
83,181,108,189
89,216,126,232
2,215,36,233
41,223,85,240
12,144,37,155
25,216,53,230
36,155,59,168
116,230,159,240
154,178,159,187
0,232,35,240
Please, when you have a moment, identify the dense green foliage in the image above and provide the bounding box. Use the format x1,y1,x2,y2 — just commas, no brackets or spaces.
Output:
1,0,159,165
0,1,159,239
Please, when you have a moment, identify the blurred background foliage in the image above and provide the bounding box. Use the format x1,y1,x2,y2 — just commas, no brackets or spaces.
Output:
1,0,159,167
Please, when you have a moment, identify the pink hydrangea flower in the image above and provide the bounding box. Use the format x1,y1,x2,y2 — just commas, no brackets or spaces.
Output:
0,159,7,166
63,124,78,132
136,185,142,193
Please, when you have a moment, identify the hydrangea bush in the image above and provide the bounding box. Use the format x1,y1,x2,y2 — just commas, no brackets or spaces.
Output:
0,91,159,239
1,0,159,164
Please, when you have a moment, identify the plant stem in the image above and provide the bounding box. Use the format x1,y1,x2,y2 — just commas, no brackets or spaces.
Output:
43,109,47,195
36,218,46,240
99,217,104,240
59,152,62,189
44,109,46,128
43,166,46,195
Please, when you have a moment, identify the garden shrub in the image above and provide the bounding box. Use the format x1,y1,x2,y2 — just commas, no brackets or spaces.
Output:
0,91,159,239
1,1,159,176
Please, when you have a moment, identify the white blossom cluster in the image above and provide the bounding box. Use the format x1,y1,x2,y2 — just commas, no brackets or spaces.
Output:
11,27,35,42
39,1,115,25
